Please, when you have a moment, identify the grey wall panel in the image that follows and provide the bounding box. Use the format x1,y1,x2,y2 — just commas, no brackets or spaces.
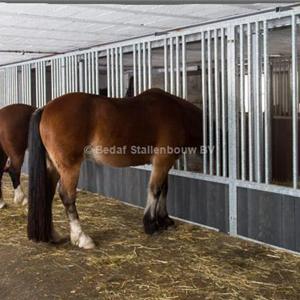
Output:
238,188,300,252
78,160,229,232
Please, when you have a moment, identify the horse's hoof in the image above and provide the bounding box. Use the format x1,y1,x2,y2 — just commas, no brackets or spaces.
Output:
158,215,175,230
13,186,26,205
79,233,95,249
71,232,95,249
0,201,6,209
143,214,159,234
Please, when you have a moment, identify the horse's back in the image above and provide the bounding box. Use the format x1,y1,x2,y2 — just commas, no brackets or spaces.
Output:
40,90,202,167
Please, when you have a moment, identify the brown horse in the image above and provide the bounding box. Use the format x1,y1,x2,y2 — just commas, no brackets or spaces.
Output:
27,88,203,249
0,104,35,209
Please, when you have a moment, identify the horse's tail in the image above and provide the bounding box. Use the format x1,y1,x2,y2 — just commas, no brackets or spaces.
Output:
27,108,52,242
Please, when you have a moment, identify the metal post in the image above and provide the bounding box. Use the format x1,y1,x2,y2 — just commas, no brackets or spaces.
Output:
182,34,187,171
202,31,208,174
263,20,271,184
254,21,262,183
247,23,254,181
207,30,214,175
227,25,237,235
221,28,227,177
240,25,246,181
214,29,220,176
292,14,298,189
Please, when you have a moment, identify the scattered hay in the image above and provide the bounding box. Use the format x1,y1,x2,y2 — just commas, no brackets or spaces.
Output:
0,174,299,299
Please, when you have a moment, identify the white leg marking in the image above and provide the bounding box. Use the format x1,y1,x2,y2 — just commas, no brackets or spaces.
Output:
70,219,95,249
0,198,6,209
144,189,156,218
14,185,27,205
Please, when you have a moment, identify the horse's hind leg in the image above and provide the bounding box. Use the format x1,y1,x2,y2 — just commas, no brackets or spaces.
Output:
143,157,174,234
8,155,27,206
156,177,175,230
0,148,7,209
58,164,95,249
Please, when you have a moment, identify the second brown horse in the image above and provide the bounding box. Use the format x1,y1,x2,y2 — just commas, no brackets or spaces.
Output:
0,104,35,209
27,88,203,249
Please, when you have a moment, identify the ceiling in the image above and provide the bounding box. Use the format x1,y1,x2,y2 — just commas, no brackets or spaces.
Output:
0,3,294,66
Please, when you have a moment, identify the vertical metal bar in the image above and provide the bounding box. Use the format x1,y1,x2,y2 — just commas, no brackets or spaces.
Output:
119,47,123,97
21,66,24,103
111,48,115,97
175,36,180,96
170,37,174,94
70,56,74,92
75,55,78,92
84,53,88,93
228,25,237,235
79,58,83,93
38,63,41,106
182,35,187,171
62,57,66,95
202,31,208,174
255,21,262,183
51,61,54,99
88,52,92,93
240,25,246,180
107,49,111,97
221,28,227,177
292,14,298,189
24,65,27,103
164,38,168,92
95,52,99,95
115,48,119,97
55,59,59,97
92,52,95,94
41,62,44,105
35,63,39,107
263,21,271,184
214,29,220,176
143,42,147,91
137,43,142,94
133,44,137,96
148,41,152,89
68,56,72,93
247,23,254,181
208,30,214,175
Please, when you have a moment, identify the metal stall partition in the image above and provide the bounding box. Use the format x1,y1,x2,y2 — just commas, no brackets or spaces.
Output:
1,6,300,252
